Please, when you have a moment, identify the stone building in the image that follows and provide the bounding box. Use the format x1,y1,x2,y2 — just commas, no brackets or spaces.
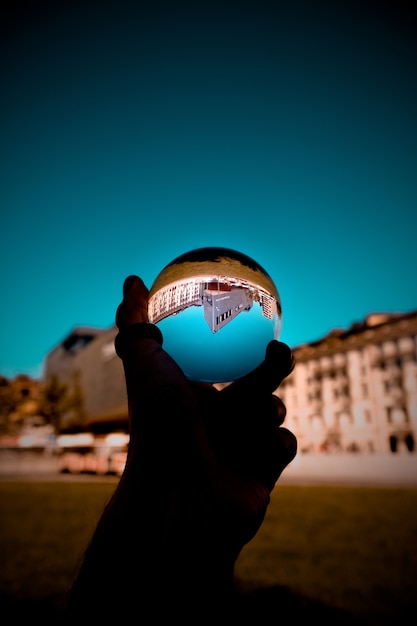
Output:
278,310,417,455
43,326,127,433
44,310,417,453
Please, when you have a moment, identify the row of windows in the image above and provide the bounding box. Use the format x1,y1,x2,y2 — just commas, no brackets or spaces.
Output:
286,361,413,394
290,406,410,431
300,339,417,376
299,433,414,454
299,380,407,404
216,309,232,325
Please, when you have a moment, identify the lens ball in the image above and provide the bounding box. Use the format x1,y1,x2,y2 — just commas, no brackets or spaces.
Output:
148,246,282,384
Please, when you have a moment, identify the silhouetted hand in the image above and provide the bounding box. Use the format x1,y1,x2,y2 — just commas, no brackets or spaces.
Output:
65,275,297,623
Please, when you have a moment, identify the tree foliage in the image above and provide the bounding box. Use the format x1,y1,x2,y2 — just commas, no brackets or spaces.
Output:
38,374,69,433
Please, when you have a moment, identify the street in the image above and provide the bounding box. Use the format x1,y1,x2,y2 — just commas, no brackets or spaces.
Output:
1,449,417,486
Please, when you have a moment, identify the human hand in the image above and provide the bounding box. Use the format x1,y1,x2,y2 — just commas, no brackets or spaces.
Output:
66,275,297,621
115,275,296,495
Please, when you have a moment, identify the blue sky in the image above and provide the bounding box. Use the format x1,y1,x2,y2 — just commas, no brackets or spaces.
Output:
1,0,416,379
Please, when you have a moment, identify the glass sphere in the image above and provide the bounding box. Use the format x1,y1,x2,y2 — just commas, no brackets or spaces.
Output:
148,247,282,384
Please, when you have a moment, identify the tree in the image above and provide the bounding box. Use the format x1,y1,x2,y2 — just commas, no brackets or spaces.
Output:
38,374,69,434
67,369,87,428
0,377,16,434
39,370,87,433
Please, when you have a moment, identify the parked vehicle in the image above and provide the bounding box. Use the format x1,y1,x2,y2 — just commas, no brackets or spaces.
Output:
57,432,129,476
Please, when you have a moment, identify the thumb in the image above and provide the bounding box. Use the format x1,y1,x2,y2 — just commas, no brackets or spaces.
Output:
223,340,295,401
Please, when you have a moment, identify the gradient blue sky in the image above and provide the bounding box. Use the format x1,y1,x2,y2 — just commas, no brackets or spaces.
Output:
1,0,416,379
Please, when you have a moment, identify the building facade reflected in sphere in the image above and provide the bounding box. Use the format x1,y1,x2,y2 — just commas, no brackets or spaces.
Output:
148,247,282,383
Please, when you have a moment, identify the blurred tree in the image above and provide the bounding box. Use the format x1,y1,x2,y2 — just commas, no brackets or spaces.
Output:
39,370,87,433
67,369,87,429
0,375,40,434
0,377,17,434
38,374,69,434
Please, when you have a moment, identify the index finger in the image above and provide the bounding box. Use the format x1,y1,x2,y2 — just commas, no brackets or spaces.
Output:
220,340,295,401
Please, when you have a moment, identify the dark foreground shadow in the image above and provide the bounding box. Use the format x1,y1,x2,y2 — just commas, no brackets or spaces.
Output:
0,594,65,624
1,586,365,624
236,585,364,624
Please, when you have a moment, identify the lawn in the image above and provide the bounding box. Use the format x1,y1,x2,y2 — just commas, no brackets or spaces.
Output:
1,480,416,624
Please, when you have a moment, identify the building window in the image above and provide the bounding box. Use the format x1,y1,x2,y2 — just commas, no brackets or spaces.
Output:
364,409,372,423
308,389,322,402
405,434,415,452
311,414,323,430
339,412,352,428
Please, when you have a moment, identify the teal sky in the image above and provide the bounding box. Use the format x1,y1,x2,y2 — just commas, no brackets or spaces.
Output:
1,0,416,379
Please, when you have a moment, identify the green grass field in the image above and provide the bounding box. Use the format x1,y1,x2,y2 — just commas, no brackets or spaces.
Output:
1,480,416,624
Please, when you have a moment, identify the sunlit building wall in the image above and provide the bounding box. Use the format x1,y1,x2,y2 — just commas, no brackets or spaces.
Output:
278,311,417,454
149,279,202,324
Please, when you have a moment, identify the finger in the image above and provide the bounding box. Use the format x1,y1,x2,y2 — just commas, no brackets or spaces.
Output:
123,274,144,296
221,340,295,401
272,394,287,426
207,393,296,491
254,426,297,490
116,275,150,328
189,380,220,399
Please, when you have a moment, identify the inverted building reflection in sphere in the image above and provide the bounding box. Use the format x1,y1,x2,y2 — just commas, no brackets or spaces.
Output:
148,247,282,384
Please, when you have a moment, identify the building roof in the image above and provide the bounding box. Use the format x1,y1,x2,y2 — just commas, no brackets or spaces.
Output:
294,309,417,360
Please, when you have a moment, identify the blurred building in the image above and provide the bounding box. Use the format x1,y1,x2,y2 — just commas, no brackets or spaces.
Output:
44,311,417,453
43,326,127,433
279,311,417,454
